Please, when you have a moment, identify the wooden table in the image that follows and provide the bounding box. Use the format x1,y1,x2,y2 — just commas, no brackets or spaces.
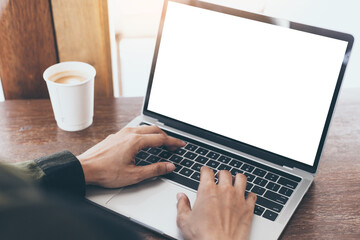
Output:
1,89,359,240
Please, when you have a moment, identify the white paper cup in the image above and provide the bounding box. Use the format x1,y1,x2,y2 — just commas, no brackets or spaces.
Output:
43,61,96,131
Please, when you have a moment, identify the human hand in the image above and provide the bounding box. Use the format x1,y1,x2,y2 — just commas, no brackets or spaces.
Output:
176,166,257,240
77,125,185,188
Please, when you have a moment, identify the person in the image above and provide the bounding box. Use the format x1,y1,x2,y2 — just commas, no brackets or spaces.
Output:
0,125,257,240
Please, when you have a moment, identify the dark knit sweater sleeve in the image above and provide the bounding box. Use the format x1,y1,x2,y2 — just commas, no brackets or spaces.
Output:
12,151,86,197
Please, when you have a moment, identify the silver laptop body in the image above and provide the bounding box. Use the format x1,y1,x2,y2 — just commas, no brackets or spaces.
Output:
87,0,353,239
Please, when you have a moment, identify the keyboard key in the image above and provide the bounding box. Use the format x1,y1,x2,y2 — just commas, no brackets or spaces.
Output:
263,210,278,221
230,168,244,176
191,172,201,181
135,157,142,164
253,177,268,187
137,160,148,166
278,177,298,189
214,170,219,178
218,164,231,171
266,182,280,192
256,196,283,213
244,191,249,198
218,156,231,164
206,152,220,160
229,159,242,168
279,186,294,197
253,168,267,177
214,171,220,179
174,148,186,156
206,160,220,169
241,164,255,173
136,151,149,160
195,156,208,164
191,163,203,172
185,143,197,151
195,147,209,155
184,152,197,160
264,190,289,205
148,148,161,155
180,159,194,168
163,172,199,191
254,205,265,216
147,155,161,163
179,168,194,177
244,173,256,182
169,155,183,163
251,186,266,195
265,173,279,182
159,151,172,159
246,182,253,191
174,164,182,173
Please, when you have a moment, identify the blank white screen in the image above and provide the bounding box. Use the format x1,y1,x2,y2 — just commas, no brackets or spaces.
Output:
148,2,348,166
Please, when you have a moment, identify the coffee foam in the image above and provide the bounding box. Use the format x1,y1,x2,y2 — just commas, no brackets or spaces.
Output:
48,71,88,84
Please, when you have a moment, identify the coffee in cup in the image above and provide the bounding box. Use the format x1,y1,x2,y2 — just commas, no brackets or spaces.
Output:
48,71,88,84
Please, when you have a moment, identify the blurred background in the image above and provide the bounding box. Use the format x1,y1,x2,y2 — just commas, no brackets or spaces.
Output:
0,0,358,100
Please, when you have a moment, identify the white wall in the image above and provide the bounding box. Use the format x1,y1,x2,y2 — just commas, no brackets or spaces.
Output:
109,0,162,97
109,0,163,38
119,38,157,96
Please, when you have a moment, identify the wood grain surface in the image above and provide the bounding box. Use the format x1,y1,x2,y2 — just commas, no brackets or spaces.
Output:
0,0,58,99
51,0,114,98
0,89,359,239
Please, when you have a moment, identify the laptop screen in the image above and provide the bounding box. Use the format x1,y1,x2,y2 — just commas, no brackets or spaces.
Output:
146,0,351,168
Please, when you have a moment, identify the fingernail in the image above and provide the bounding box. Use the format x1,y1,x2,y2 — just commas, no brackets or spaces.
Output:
166,163,175,172
253,194,257,201
176,193,183,201
181,141,186,145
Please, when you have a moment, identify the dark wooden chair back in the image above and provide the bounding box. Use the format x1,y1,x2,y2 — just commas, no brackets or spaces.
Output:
0,0,113,100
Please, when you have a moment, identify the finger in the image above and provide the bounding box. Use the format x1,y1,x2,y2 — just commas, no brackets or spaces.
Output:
218,170,232,186
234,173,247,195
166,143,186,152
198,166,215,191
136,134,185,151
135,162,175,182
132,125,167,135
176,192,191,229
246,192,257,209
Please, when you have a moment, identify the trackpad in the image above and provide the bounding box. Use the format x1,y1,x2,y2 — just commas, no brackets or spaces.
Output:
106,178,197,239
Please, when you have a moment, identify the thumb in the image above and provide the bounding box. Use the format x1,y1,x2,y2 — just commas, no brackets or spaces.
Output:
176,193,191,229
135,162,175,182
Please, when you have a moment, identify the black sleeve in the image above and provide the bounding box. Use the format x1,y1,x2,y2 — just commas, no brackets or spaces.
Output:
34,150,86,197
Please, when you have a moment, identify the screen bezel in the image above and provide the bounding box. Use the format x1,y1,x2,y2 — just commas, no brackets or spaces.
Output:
142,0,354,173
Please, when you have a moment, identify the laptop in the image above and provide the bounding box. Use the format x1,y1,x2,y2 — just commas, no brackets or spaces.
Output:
87,0,354,239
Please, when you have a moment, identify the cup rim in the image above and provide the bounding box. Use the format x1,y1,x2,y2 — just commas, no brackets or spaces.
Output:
43,61,96,87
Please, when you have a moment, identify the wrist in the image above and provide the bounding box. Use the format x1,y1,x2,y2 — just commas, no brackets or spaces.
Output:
77,155,98,185
185,232,230,240
199,235,230,240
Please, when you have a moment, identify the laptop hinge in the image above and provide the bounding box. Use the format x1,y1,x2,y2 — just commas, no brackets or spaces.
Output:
155,121,165,126
282,165,294,171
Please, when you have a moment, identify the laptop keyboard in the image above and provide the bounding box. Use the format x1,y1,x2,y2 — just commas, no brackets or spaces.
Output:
135,133,301,222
